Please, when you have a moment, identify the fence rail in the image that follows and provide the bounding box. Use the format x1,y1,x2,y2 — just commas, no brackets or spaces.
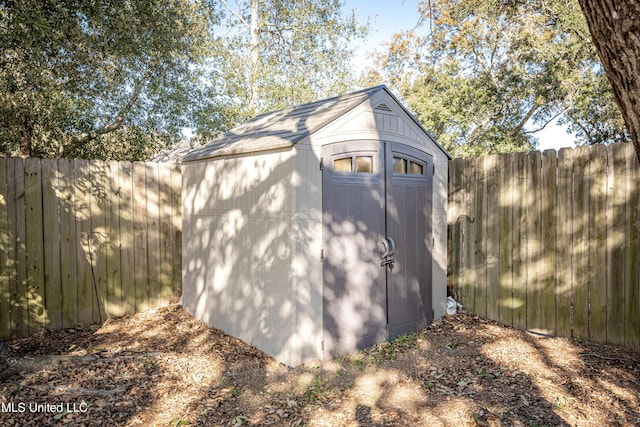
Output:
0,158,182,340
448,142,640,350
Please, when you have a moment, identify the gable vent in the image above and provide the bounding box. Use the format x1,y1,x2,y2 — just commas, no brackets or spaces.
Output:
374,102,393,112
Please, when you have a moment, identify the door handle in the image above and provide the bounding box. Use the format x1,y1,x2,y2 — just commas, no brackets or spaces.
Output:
380,238,390,258
387,236,395,257
379,236,396,258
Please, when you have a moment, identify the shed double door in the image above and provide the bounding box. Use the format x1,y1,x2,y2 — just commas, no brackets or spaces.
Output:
322,140,433,356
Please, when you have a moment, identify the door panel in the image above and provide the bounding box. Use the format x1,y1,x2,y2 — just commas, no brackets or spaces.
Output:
386,143,433,339
322,141,433,356
322,141,386,356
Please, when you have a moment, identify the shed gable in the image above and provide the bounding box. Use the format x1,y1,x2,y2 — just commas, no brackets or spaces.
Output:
311,90,438,154
181,85,449,163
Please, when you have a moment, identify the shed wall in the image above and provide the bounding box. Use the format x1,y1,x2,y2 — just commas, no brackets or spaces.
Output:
182,149,303,366
291,146,324,364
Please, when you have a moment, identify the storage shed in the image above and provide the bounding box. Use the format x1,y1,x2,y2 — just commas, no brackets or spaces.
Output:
181,85,451,367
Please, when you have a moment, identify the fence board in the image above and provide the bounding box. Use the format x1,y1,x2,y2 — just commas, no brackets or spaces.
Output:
158,165,174,300
463,158,476,312
75,160,95,325
625,144,640,350
448,160,462,299
512,152,527,329
538,151,557,335
474,156,487,317
498,154,513,326
105,161,122,317
9,159,28,338
556,148,573,338
0,159,10,340
58,159,78,327
588,145,608,343
146,163,162,308
25,158,47,333
526,151,542,332
89,160,107,322
609,143,627,345
118,161,135,315
171,164,182,291
42,160,62,331
485,155,500,321
572,147,590,340
132,162,149,313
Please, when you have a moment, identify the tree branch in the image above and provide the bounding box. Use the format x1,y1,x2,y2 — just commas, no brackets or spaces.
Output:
220,0,249,27
41,384,132,396
522,107,568,135
62,59,159,156
511,103,540,136
574,119,595,145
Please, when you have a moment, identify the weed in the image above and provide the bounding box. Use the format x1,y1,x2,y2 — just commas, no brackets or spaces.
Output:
552,397,564,410
471,411,479,424
302,376,336,404
137,358,158,370
392,333,419,350
230,386,241,397
53,411,71,421
475,367,496,379
169,419,191,426
10,383,21,398
231,415,248,426
339,354,367,371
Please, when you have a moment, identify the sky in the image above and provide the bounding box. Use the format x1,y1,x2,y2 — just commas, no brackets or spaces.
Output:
346,0,576,152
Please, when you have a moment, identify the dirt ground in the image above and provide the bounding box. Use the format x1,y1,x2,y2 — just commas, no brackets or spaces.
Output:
1,303,639,427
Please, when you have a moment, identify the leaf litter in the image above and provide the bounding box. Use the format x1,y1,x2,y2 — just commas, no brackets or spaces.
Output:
1,304,639,426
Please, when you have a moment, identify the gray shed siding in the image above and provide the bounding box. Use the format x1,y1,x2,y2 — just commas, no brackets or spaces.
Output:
182,146,324,366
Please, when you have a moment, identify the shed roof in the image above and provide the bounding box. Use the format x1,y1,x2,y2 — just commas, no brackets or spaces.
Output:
183,85,450,162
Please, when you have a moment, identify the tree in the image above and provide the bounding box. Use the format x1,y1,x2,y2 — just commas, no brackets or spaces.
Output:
214,0,367,123
1,0,367,159
0,0,219,159
577,0,640,161
364,0,628,157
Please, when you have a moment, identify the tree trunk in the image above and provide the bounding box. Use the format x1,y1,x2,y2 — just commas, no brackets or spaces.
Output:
577,0,640,161
19,117,33,157
248,0,260,112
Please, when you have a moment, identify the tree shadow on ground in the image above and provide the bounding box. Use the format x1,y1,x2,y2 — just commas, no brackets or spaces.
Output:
2,306,639,426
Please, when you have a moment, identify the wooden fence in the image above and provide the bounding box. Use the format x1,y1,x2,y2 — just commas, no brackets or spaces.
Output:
448,142,640,350
0,158,182,340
